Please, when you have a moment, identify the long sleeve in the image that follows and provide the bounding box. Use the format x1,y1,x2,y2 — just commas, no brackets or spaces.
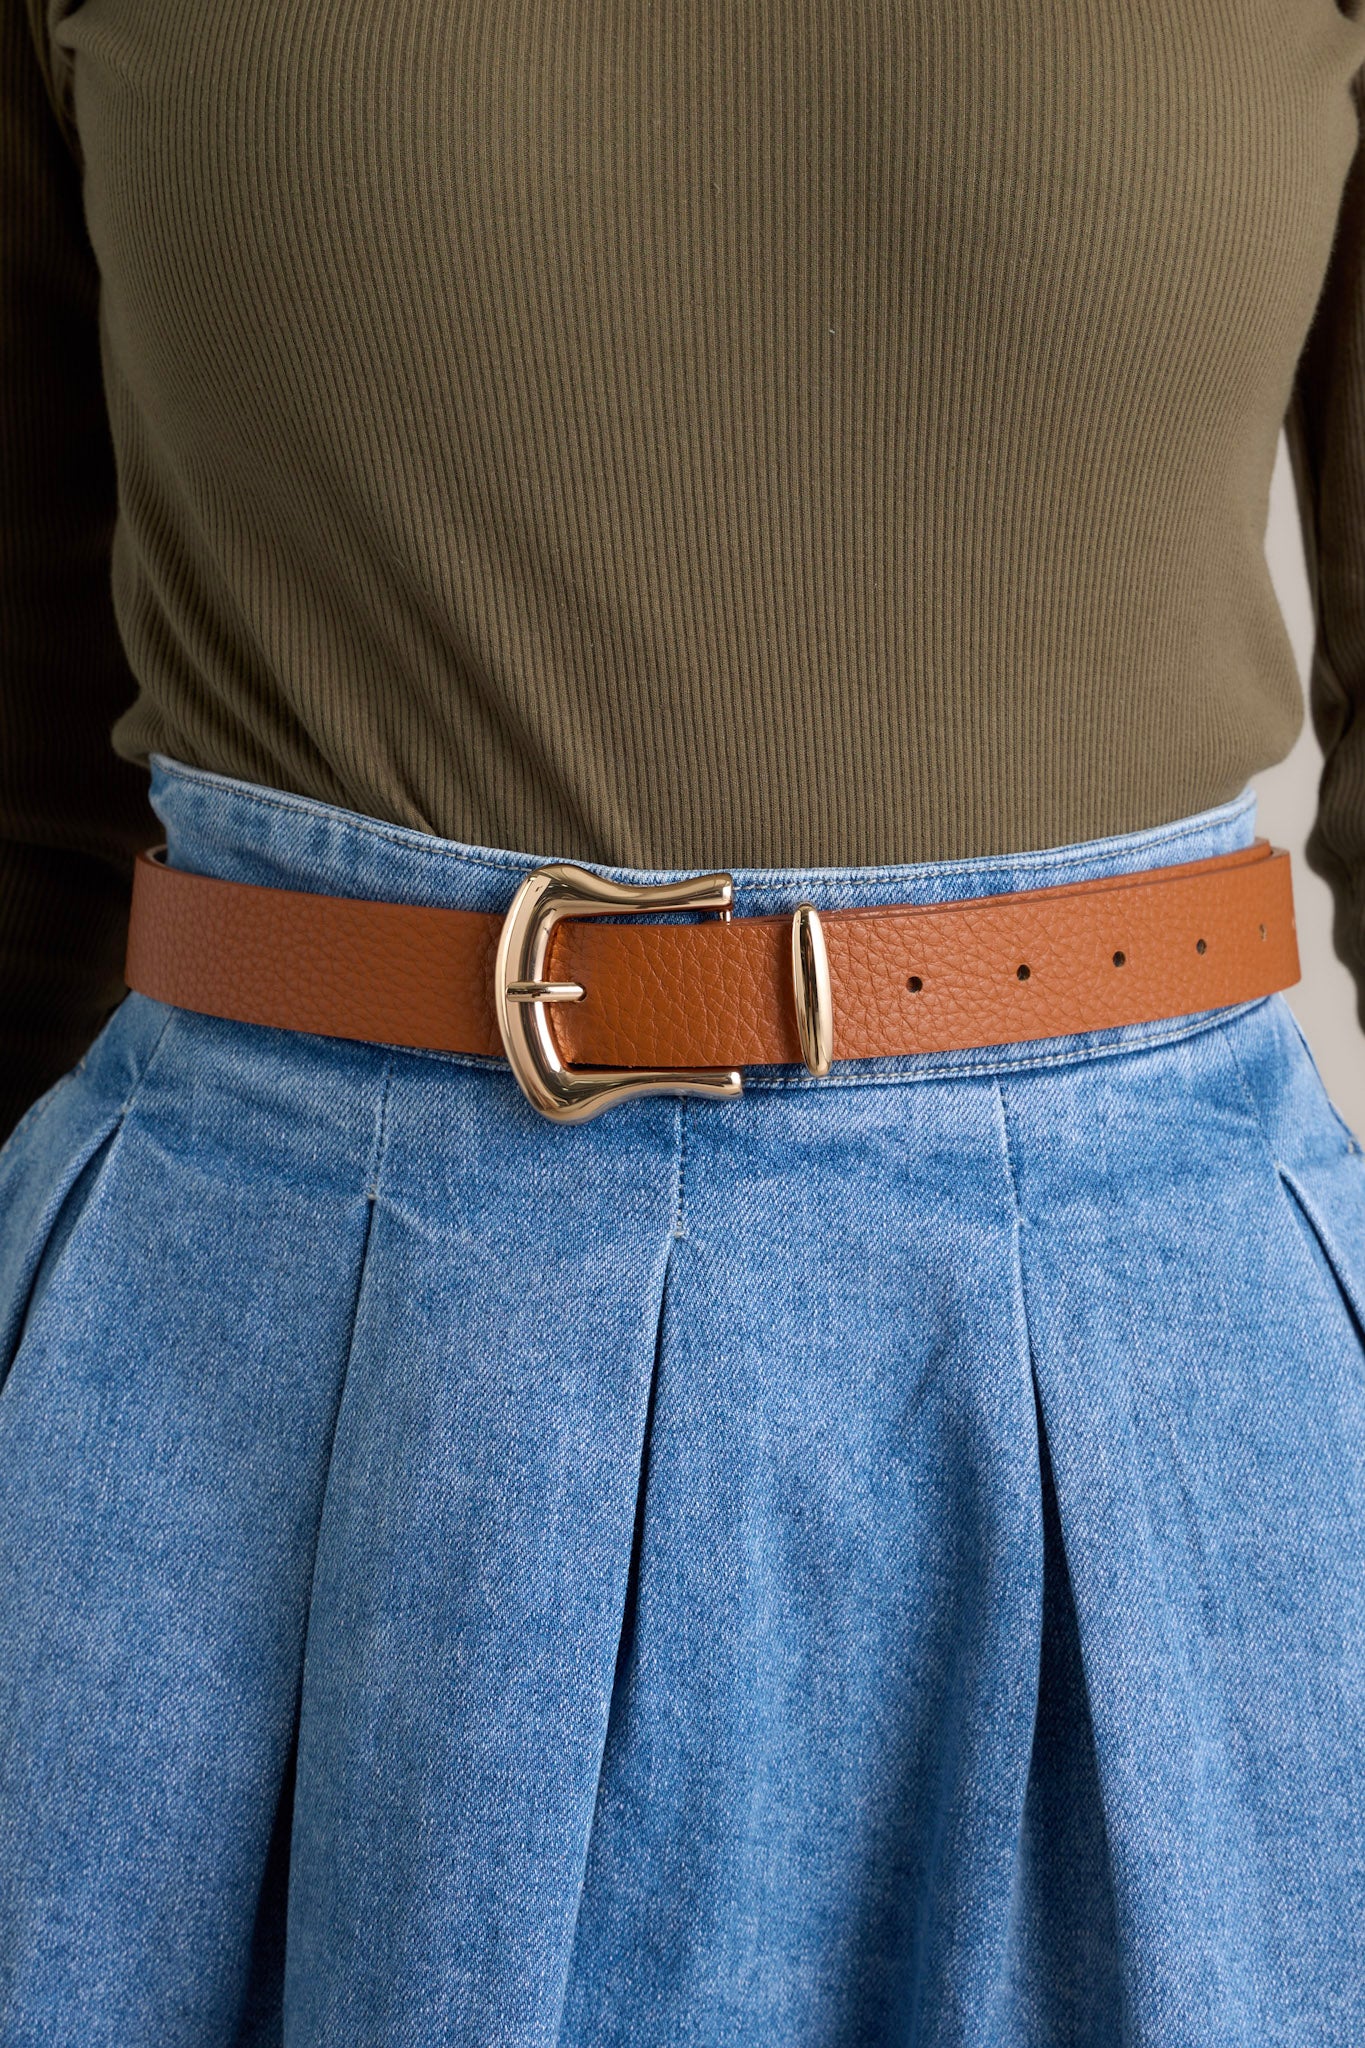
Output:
1,0,159,1144
1284,59,1365,1037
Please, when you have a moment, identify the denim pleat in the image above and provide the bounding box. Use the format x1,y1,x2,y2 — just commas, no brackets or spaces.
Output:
1,756,1363,2048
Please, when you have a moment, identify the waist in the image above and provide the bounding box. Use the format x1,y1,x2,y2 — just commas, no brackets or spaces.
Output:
127,755,1297,1119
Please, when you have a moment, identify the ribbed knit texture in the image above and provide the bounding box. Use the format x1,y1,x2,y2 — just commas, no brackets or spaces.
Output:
4,0,1365,1136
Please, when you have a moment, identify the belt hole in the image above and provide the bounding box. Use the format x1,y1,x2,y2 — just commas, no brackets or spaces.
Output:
1112,949,1126,967
907,973,923,993
1259,923,1267,939
1017,963,1030,980
1196,937,1207,954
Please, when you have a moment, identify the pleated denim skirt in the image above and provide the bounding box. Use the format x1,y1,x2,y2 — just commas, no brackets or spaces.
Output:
3,753,1365,2048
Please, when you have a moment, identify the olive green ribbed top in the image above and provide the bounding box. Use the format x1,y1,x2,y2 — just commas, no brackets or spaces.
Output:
5,0,1365,1134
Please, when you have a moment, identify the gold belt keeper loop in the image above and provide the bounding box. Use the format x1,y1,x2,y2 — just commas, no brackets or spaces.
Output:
791,902,834,1077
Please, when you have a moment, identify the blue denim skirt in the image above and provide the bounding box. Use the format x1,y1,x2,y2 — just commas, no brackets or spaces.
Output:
3,754,1365,2047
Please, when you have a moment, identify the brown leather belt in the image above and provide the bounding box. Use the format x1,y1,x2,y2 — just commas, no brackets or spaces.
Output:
124,837,1300,1122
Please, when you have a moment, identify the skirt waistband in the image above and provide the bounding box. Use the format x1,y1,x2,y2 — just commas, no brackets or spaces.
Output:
144,753,1272,1089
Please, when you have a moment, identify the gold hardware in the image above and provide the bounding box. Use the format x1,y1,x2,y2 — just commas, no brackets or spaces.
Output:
791,902,834,1077
494,862,744,1124
504,980,586,1004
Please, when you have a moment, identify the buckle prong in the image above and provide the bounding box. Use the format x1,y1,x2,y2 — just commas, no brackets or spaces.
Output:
494,862,743,1123
504,980,586,1005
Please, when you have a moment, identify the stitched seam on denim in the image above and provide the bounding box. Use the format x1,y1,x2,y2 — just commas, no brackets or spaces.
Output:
1219,1003,1363,1181
672,1099,689,1241
150,753,1256,890
0,996,166,1153
1269,996,1363,1153
333,1058,394,1422
1275,1171,1365,1367
1206,1010,1365,1345
152,756,532,874
369,996,1271,1094
1212,1012,1284,1164
0,1006,178,1394
985,1072,1059,2032
738,998,1273,1092
551,1211,677,2040
362,1057,394,1201
294,1056,395,1697
116,1003,178,1120
993,1076,1027,1230
1216,1017,1365,1375
995,1072,1159,1972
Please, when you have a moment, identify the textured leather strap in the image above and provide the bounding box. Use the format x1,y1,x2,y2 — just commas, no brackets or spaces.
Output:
123,837,1299,1070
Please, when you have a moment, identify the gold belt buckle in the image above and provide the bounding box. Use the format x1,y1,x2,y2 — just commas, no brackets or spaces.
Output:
493,862,745,1123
